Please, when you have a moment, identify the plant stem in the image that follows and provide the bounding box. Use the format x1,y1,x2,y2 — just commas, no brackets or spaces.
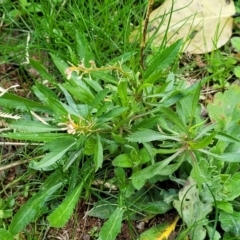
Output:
140,0,154,70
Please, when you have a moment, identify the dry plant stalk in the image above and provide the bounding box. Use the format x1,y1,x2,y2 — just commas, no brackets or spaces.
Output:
140,0,154,70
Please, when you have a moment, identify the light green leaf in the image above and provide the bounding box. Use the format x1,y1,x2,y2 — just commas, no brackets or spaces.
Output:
117,80,128,107
9,171,65,235
173,177,212,240
207,84,240,131
199,149,240,163
234,66,240,78
206,226,221,240
127,129,178,143
9,120,60,133
1,133,68,142
50,53,69,78
231,37,240,52
223,172,240,201
144,39,182,80
94,134,103,172
113,154,132,168
48,169,91,227
190,132,216,149
216,202,233,214
98,207,125,240
0,229,14,240
220,211,240,236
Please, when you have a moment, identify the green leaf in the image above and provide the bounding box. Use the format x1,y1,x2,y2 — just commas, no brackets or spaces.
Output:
76,31,94,67
173,177,212,240
113,154,132,168
160,107,188,133
0,93,51,112
131,150,183,190
48,169,91,227
63,83,94,104
30,139,76,170
199,149,240,163
50,53,69,78
9,120,60,133
0,229,14,240
90,88,110,110
1,133,68,142
127,129,178,143
220,211,240,236
92,71,117,84
207,84,240,131
144,39,182,80
231,37,240,52
29,58,56,84
223,172,240,201
139,201,172,215
117,80,128,107
100,107,127,119
94,134,103,172
234,66,240,78
98,207,125,240
190,132,216,150
9,171,65,235
216,202,233,214
87,200,117,219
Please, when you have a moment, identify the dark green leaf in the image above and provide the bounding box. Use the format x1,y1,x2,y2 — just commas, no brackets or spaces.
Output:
0,93,50,112
127,129,178,143
160,107,188,133
48,169,91,227
9,171,65,235
9,120,60,133
29,59,56,84
30,139,76,170
131,150,183,189
63,83,94,104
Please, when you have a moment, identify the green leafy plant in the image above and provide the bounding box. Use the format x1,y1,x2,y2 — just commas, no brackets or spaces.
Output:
2,1,240,239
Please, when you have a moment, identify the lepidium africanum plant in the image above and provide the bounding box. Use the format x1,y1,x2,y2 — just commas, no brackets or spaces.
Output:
1,5,240,240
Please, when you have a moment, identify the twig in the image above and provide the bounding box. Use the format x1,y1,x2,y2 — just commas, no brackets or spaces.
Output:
140,0,154,70
0,142,43,146
0,155,43,172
